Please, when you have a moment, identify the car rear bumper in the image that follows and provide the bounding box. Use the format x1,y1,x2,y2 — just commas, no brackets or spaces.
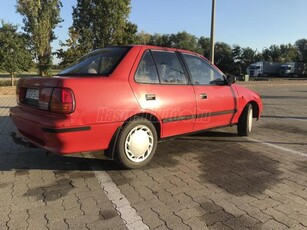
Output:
10,106,122,154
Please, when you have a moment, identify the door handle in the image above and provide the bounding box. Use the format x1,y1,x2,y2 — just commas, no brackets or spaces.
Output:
145,94,156,101
200,93,207,99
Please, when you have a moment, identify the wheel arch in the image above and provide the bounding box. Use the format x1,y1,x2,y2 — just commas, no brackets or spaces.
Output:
249,100,260,120
125,113,161,139
105,112,162,159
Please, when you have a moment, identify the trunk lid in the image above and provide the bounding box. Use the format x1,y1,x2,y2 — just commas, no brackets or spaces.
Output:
18,76,60,89
17,77,65,111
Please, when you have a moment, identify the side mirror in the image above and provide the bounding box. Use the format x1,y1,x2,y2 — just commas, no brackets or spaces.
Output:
226,75,236,85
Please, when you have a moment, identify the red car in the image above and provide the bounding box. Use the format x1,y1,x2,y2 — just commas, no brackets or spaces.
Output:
10,45,262,168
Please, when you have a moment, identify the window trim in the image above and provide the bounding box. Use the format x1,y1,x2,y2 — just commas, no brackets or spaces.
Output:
152,50,189,85
134,49,191,86
134,50,161,85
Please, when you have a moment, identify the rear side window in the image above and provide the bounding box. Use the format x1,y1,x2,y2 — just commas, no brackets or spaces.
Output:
152,51,187,85
135,51,160,84
58,47,130,76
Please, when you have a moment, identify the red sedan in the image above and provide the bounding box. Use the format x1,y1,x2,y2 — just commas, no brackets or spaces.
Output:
10,45,262,168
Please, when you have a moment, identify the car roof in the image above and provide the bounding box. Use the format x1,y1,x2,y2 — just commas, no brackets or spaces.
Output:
101,44,198,56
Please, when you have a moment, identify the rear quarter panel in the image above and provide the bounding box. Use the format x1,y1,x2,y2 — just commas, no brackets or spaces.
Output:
57,46,143,126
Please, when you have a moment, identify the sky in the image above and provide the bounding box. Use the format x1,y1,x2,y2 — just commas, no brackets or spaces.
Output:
0,0,307,55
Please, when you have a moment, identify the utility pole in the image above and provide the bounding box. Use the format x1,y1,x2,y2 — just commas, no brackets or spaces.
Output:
210,0,216,64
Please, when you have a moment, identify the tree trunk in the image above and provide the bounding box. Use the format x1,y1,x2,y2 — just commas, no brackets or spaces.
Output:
10,73,15,86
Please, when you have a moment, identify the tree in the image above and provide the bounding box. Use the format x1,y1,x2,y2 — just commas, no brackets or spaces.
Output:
122,22,138,45
279,44,298,62
56,27,84,68
214,42,234,74
0,22,32,86
198,36,210,58
148,33,173,47
16,0,63,76
241,47,262,73
135,31,152,45
262,45,282,62
295,39,307,62
72,0,137,54
169,31,201,53
232,45,243,75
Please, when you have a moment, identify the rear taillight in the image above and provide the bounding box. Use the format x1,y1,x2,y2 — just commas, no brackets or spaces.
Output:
39,88,53,110
35,87,75,114
49,88,75,114
17,87,26,104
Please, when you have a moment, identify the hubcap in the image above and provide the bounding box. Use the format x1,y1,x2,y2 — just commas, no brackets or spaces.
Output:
125,125,154,163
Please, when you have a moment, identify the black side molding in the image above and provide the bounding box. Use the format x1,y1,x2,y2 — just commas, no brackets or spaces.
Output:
42,126,91,133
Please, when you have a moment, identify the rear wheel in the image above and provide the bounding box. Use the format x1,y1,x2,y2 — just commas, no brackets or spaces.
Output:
237,104,253,136
115,117,157,169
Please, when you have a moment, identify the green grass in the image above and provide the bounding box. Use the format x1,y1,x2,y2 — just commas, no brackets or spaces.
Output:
0,80,18,86
0,69,61,86
0,69,60,79
0,73,39,79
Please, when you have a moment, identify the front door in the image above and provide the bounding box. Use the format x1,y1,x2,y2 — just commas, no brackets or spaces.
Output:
181,53,238,131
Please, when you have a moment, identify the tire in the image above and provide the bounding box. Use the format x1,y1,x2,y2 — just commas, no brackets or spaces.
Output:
115,117,158,169
237,104,253,136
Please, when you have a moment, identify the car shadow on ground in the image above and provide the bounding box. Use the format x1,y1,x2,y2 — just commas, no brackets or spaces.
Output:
129,130,286,229
0,148,121,172
260,123,307,136
175,131,282,196
262,115,307,120
261,95,306,100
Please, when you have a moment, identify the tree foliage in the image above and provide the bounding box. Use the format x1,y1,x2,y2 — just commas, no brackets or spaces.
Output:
214,42,234,74
72,0,136,52
170,31,201,53
133,31,307,75
0,22,32,86
295,39,307,62
57,0,137,67
16,0,62,76
56,27,84,68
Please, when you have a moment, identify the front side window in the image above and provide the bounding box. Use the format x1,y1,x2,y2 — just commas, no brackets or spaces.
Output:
152,51,187,85
182,53,224,85
58,47,130,76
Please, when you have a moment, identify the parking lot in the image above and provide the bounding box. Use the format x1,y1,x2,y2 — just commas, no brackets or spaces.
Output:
0,80,307,230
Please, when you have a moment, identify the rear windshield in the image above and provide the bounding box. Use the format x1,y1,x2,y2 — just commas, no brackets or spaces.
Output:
58,47,130,76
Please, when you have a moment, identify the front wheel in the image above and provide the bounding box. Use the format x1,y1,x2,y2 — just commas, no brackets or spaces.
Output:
237,104,253,136
115,117,157,169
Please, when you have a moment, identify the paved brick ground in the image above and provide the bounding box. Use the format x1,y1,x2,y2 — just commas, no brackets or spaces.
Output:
0,97,127,230
0,81,307,229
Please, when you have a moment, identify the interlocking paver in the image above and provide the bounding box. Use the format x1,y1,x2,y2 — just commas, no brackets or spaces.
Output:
209,221,232,230
175,206,207,221
140,208,165,229
237,203,272,223
202,210,233,226
261,219,288,230
289,211,307,227
224,215,261,229
160,213,191,230
215,199,247,217
263,207,298,228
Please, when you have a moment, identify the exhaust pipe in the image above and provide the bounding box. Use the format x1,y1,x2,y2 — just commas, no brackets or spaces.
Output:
10,131,37,148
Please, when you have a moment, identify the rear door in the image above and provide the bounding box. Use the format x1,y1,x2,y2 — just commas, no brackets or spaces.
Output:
181,53,238,131
129,48,197,138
